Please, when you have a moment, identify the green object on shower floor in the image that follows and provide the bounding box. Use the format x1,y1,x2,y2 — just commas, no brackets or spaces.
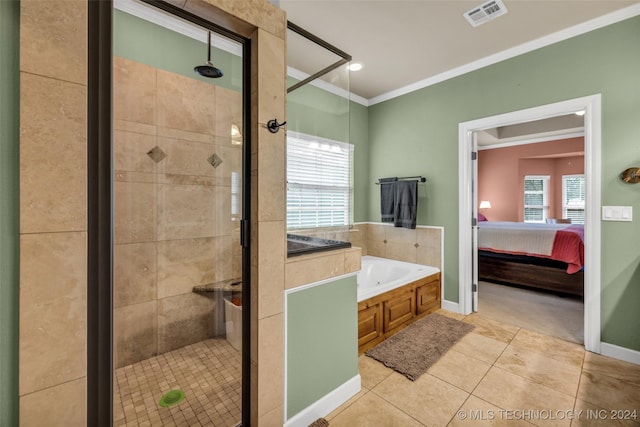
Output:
158,390,185,408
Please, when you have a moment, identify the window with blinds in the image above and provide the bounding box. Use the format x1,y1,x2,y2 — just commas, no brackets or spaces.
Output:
562,174,585,224
523,175,549,223
286,132,354,229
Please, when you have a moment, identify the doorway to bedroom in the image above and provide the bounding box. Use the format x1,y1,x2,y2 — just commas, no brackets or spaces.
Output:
458,95,602,353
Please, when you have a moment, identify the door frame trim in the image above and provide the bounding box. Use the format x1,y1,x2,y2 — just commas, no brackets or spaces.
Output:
457,95,602,353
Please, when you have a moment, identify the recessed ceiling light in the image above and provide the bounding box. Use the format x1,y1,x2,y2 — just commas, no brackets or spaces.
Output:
348,63,363,72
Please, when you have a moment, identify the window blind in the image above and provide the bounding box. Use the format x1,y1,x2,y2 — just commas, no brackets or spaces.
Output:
524,175,549,223
562,175,585,224
286,132,353,229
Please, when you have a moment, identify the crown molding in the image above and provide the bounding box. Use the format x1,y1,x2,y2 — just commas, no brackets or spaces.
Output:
368,3,640,106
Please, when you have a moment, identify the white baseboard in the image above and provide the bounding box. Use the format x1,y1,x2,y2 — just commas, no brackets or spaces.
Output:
284,375,361,427
600,342,640,365
441,299,462,314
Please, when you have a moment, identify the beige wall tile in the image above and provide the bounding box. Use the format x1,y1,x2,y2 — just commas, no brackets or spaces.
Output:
258,221,285,319
157,70,216,135
344,247,362,273
156,136,216,177
368,223,386,241
157,237,216,299
259,405,284,427
20,377,86,427
157,126,214,144
20,0,87,85
417,245,441,268
114,242,157,308
367,239,386,258
20,232,87,395
285,252,345,289
385,226,416,245
214,184,234,236
158,293,214,353
257,132,285,222
157,183,215,240
257,313,284,417
114,300,158,368
385,241,417,263
113,57,157,125
114,130,158,173
417,227,442,249
20,73,87,233
215,86,243,139
214,235,236,282
114,181,157,244
114,119,157,135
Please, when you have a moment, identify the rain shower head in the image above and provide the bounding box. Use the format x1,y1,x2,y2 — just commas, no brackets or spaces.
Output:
194,31,223,79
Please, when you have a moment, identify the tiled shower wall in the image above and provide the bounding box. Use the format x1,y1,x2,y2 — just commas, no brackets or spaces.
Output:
113,56,242,367
349,222,443,269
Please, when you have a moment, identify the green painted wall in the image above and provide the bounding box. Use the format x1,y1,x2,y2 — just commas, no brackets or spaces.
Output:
367,16,640,350
113,9,242,91
0,1,20,425
286,275,358,419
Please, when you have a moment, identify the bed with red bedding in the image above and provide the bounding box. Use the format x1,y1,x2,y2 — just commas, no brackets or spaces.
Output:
477,222,584,297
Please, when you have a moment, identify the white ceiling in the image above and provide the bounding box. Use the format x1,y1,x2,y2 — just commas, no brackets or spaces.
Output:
280,1,640,104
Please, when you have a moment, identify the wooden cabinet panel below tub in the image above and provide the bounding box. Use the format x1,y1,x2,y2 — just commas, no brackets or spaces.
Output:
357,272,441,354
383,289,415,333
416,276,441,315
357,303,382,348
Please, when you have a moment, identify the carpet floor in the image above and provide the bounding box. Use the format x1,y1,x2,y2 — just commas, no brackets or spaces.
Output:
478,281,584,344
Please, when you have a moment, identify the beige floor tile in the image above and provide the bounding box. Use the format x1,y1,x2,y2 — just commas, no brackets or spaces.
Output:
329,391,424,427
509,329,585,368
463,314,520,343
359,355,394,390
577,370,640,413
428,349,492,393
374,372,469,427
473,368,575,427
436,309,467,321
582,352,640,386
573,399,640,426
326,388,369,421
449,395,536,427
494,346,582,397
452,332,509,365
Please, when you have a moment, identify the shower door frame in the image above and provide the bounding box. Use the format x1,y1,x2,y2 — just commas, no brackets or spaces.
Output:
87,1,253,425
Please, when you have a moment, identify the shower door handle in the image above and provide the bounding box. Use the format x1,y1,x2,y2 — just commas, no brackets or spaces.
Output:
240,219,250,248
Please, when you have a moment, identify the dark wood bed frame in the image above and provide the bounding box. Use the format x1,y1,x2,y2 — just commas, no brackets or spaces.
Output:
478,251,584,298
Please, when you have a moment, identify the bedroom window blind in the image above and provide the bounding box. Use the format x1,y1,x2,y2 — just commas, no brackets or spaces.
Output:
523,175,549,223
286,131,354,229
562,174,585,224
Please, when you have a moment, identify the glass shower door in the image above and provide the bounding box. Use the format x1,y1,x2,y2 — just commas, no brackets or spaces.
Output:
112,4,245,425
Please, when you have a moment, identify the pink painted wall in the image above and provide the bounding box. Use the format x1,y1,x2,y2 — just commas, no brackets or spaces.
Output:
477,137,584,222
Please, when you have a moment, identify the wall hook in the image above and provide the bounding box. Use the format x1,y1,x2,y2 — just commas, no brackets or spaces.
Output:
267,119,287,133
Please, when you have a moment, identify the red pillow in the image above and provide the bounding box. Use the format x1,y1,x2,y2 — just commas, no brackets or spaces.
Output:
478,213,487,221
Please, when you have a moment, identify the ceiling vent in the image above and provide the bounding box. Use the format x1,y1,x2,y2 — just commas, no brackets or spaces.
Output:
464,0,508,27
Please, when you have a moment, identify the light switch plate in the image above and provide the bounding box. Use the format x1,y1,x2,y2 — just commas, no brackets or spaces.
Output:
602,206,633,222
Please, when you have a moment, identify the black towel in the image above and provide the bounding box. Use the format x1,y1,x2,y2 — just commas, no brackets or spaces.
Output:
379,177,398,223
393,180,418,229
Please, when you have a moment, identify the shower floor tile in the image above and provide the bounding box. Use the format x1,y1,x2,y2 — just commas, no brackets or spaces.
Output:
114,337,241,427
